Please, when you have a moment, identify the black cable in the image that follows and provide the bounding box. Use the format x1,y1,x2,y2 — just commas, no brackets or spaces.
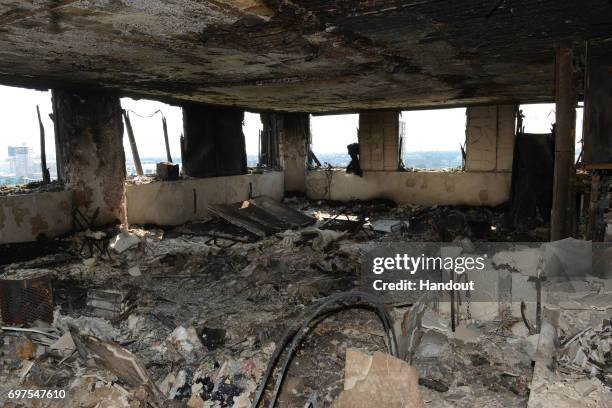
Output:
250,291,399,408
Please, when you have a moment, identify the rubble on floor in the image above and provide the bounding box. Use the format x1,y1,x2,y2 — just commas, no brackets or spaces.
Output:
0,180,64,196
0,197,610,407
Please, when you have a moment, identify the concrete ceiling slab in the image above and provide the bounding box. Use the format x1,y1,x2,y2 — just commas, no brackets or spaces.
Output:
0,0,610,112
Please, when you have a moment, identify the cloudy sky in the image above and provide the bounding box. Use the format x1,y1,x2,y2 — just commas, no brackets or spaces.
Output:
0,84,582,161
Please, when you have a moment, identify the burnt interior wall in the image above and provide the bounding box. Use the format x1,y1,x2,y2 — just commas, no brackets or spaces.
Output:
465,105,517,172
181,104,247,178
260,113,282,169
511,132,555,227
279,113,310,193
583,56,612,167
52,89,126,227
358,111,400,171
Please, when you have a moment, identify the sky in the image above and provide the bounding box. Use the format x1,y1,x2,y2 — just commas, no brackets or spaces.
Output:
400,108,466,151
0,84,584,161
0,85,55,159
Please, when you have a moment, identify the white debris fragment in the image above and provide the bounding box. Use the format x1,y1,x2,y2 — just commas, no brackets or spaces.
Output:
83,257,96,267
110,231,141,253
166,326,204,363
56,315,122,342
308,228,347,251
85,229,107,240
128,266,141,277
49,332,76,352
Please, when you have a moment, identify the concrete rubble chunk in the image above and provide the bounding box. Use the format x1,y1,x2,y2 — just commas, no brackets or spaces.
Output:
128,266,141,277
332,348,425,408
49,332,76,352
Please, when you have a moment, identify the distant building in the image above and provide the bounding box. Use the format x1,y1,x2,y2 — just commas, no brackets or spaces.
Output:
8,145,34,177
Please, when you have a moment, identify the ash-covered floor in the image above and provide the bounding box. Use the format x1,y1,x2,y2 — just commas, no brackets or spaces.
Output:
0,199,610,408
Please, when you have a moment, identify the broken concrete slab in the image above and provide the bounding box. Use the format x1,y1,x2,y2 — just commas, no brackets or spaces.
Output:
332,348,425,408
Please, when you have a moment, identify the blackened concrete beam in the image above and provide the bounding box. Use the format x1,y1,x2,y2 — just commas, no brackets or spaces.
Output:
181,104,247,178
551,48,577,241
278,113,310,193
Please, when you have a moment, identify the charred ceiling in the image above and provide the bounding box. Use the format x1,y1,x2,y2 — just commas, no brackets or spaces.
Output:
0,0,611,112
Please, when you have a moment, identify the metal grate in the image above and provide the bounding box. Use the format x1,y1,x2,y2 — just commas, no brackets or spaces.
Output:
0,274,54,327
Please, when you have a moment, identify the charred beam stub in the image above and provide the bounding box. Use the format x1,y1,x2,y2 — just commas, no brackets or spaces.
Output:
182,104,247,178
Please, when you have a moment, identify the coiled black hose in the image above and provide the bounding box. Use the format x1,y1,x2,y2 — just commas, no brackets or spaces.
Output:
251,291,399,408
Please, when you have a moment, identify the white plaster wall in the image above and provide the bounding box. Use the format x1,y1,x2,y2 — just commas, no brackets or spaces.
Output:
465,104,516,172
359,111,400,171
305,170,511,206
465,105,499,171
0,191,73,244
126,171,284,226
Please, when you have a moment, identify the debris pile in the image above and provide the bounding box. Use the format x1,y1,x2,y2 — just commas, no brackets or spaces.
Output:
0,180,64,196
0,197,610,407
559,321,612,389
